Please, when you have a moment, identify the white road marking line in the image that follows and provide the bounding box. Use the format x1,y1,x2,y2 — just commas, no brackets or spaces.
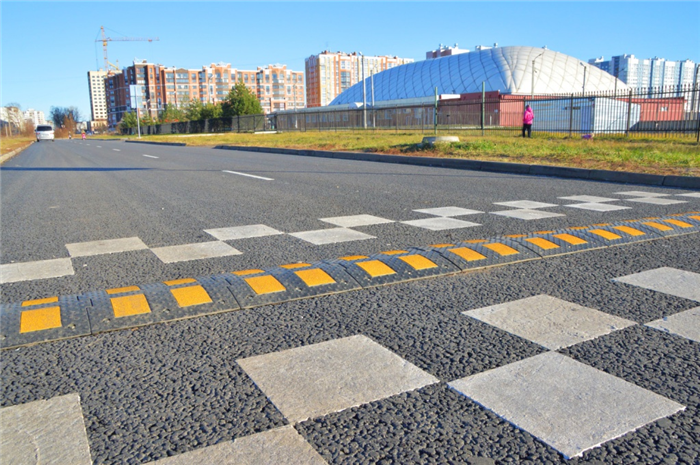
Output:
113,149,121,152
96,145,102,148
222,170,273,181
0,258,74,284
143,154,159,159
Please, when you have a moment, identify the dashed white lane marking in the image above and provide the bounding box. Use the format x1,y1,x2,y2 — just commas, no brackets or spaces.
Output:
0,258,74,284
0,393,92,465
493,200,558,209
113,149,121,152
565,203,631,212
143,154,159,159
205,224,283,241
677,192,700,198
615,191,669,197
66,237,149,258
558,195,618,203
413,206,483,217
401,217,481,231
222,170,273,181
150,241,242,264
320,214,394,228
491,209,566,221
449,352,684,460
96,145,102,148
290,228,374,245
625,197,688,206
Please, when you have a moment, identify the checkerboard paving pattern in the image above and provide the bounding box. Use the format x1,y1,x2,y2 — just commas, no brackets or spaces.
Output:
645,307,700,343
400,217,481,231
491,209,567,220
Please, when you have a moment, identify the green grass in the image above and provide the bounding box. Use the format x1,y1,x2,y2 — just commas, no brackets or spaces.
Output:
109,130,700,177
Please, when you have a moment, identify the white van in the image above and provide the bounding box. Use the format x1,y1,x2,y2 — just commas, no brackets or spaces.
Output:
35,125,54,142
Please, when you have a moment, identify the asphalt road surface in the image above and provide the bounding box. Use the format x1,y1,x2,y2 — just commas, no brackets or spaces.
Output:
1,139,699,464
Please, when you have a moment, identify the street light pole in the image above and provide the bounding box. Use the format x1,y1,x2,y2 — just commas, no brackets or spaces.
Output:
579,62,587,95
360,52,367,129
531,51,545,98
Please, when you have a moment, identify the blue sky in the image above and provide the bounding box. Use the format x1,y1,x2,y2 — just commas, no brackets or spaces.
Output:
2,1,698,120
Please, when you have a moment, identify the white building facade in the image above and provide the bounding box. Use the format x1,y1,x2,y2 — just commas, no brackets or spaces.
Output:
589,55,698,89
23,109,46,127
87,70,109,123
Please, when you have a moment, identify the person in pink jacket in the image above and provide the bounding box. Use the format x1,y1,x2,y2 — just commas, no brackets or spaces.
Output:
522,105,534,138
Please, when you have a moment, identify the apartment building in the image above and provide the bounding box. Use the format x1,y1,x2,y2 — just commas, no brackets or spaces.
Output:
588,54,698,89
305,51,414,107
87,70,109,128
425,43,469,60
23,109,46,128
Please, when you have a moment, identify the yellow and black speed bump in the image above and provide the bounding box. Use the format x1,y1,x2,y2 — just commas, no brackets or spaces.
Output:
644,216,700,235
669,213,700,227
0,295,91,349
225,261,360,309
428,238,540,271
504,229,607,257
333,248,460,288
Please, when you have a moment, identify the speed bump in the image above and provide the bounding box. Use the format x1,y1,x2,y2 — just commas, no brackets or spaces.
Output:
506,229,605,257
432,239,540,271
0,295,91,349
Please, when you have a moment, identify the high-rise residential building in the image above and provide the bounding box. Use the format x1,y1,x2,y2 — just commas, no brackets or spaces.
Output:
87,70,109,127
23,109,46,128
589,54,699,89
426,43,470,60
305,51,414,107
105,60,305,127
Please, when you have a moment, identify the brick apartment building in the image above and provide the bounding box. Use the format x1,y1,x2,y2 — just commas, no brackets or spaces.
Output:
104,60,304,128
305,51,414,107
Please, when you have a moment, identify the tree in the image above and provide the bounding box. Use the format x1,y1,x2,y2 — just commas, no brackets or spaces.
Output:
201,102,223,120
159,104,185,123
119,112,138,130
222,81,262,117
49,106,82,128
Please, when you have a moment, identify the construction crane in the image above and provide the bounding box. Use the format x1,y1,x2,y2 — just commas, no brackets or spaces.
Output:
96,26,158,71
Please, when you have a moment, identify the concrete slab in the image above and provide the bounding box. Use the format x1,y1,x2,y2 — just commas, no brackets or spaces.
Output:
615,191,670,197
204,224,284,241
614,267,700,302
413,206,483,217
463,295,636,350
237,335,438,422
147,426,326,465
0,258,74,284
645,307,700,343
319,214,394,228
401,217,481,231
449,352,685,459
558,195,619,203
490,209,566,221
66,237,148,257
150,241,242,264
625,198,688,206
493,200,558,209
565,202,631,212
290,228,375,245
0,393,92,465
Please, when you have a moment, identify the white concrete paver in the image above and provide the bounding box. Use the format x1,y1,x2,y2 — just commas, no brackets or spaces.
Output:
624,198,688,206
0,393,92,465
449,352,685,459
150,241,242,264
401,217,481,231
565,202,631,212
66,237,149,257
490,209,566,221
319,214,394,228
204,224,284,241
0,258,74,284
493,200,558,209
614,267,700,302
463,295,636,350
413,206,483,217
290,228,375,245
147,426,326,465
645,307,700,343
237,335,439,423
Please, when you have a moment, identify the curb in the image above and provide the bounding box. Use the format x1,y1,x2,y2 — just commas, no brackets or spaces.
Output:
125,140,186,147
214,145,700,189
0,141,34,165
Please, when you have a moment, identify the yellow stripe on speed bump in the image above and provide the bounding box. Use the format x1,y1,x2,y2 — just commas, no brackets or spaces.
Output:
689,215,700,221
21,296,59,307
20,306,62,333
483,243,519,256
295,268,336,287
643,221,673,232
280,263,311,269
163,278,197,286
106,286,140,295
553,234,587,245
233,269,265,276
245,275,286,295
662,219,693,228
430,243,454,248
465,239,487,244
398,254,437,270
170,286,212,307
588,229,622,240
356,260,396,277
111,294,150,318
612,226,645,236
381,250,408,255
525,238,560,250
505,234,526,238
449,247,487,262
339,255,369,261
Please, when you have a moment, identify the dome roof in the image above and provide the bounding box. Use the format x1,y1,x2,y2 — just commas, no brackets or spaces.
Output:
330,46,626,106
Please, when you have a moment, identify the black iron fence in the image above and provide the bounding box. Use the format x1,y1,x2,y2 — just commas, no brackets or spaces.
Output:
123,84,700,139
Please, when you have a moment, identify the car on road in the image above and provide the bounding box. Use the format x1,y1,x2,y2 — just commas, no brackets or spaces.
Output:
35,125,55,142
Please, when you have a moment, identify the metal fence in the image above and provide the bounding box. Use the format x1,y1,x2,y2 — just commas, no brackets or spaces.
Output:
124,84,700,139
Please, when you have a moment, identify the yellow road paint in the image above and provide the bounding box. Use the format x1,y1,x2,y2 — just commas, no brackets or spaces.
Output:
553,233,587,245
592,223,611,227
569,226,588,230
164,278,197,286
233,269,265,276
525,237,560,250
465,239,487,244
430,243,454,248
612,226,645,236
449,247,487,262
484,243,519,256
589,229,622,240
662,219,693,228
643,221,673,232
381,250,408,255
399,254,437,270
245,275,286,295
689,215,700,221
534,230,554,234
111,294,151,318
339,255,369,261
356,260,396,277
21,296,59,307
20,306,61,333
170,285,212,307
505,234,527,238
106,286,140,295
295,268,336,287
280,263,311,269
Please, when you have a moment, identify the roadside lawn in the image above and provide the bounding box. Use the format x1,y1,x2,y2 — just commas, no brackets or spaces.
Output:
1,135,34,155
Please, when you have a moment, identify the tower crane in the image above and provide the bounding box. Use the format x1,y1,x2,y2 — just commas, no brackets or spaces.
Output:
96,26,159,71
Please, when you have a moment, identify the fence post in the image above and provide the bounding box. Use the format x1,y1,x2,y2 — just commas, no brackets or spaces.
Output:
395,106,399,134
626,89,633,137
569,94,574,137
481,82,485,136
